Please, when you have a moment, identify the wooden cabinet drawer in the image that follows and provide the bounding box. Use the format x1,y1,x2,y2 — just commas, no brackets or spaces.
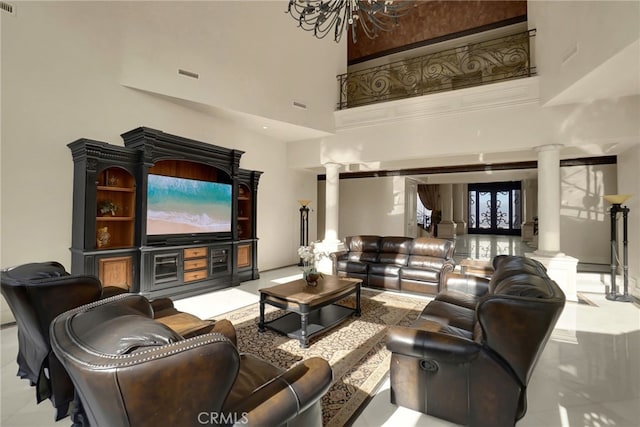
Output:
184,247,207,259
184,258,207,271
184,270,207,282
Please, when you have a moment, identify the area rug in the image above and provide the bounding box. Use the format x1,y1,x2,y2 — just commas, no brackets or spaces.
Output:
211,289,426,426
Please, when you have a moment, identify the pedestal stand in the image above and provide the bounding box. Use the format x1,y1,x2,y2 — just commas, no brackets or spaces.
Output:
298,201,310,266
606,202,632,302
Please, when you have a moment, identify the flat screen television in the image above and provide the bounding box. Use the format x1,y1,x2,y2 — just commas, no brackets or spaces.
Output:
146,174,232,243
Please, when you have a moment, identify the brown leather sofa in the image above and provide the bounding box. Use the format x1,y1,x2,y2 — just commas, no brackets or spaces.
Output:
332,236,455,295
386,255,566,426
50,293,333,427
0,261,221,423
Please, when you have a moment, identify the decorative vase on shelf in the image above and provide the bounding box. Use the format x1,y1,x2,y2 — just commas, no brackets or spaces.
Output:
96,227,111,248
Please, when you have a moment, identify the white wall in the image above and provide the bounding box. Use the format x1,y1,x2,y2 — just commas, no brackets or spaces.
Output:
118,1,344,134
1,2,339,322
560,164,617,264
529,0,640,104
317,176,407,239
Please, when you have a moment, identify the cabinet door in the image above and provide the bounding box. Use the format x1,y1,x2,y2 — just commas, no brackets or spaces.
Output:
98,256,132,290
237,244,251,268
153,252,182,287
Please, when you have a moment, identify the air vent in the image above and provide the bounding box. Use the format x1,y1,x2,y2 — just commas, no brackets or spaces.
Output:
292,100,307,109
177,69,199,79
1,1,15,15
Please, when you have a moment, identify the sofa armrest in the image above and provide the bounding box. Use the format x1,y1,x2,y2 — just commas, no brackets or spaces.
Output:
330,250,348,274
225,356,332,425
443,272,490,296
386,326,481,363
438,260,456,289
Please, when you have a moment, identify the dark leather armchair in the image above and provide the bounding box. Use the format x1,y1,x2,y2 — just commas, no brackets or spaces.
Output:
50,294,333,427
0,261,125,420
386,256,566,426
1,261,222,422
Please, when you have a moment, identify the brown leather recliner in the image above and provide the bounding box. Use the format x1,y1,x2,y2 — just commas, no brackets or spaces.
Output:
0,261,126,420
386,255,566,426
50,293,333,427
1,261,223,423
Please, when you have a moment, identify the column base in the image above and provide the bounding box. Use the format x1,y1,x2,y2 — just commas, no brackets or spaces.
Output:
454,221,467,235
521,222,535,242
526,252,578,302
437,221,457,239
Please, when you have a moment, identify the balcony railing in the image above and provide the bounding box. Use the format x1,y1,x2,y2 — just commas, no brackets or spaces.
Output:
337,29,536,110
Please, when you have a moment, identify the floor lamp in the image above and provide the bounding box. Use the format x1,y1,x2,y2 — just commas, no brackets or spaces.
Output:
603,194,633,302
298,200,311,266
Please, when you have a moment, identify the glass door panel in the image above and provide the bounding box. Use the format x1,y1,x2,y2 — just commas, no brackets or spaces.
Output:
468,182,521,235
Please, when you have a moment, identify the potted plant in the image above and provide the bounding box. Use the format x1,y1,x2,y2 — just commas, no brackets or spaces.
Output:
98,200,118,216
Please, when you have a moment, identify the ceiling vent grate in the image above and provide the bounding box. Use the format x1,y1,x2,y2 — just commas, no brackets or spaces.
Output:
178,69,199,79
292,101,307,109
1,1,15,16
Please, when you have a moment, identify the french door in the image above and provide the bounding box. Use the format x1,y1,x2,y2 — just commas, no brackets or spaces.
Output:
468,182,521,235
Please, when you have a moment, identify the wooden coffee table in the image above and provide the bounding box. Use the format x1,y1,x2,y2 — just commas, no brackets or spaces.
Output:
258,275,362,348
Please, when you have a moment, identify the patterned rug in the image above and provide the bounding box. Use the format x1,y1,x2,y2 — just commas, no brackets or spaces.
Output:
211,289,426,426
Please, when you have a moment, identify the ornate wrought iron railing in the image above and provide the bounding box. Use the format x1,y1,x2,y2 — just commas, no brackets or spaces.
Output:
337,29,536,110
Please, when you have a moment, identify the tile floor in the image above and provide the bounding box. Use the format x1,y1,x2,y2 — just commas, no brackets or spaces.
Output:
1,235,639,426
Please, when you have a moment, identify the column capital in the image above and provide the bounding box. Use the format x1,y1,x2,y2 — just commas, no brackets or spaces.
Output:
534,144,564,153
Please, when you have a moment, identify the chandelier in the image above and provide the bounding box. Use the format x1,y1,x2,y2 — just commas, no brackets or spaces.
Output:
286,0,414,43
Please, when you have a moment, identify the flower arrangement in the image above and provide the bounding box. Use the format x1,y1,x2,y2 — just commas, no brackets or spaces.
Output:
298,243,323,285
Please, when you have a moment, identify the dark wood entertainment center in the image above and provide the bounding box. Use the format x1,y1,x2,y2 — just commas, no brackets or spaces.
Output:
68,127,262,299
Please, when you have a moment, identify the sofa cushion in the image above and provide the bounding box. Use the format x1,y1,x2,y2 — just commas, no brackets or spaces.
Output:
369,263,402,277
336,260,368,274
492,274,557,298
347,252,378,264
488,256,547,293
400,267,439,283
70,301,182,355
377,252,409,266
434,289,481,310
379,236,413,254
412,317,473,340
407,255,446,270
411,237,455,259
346,235,380,253
420,300,476,332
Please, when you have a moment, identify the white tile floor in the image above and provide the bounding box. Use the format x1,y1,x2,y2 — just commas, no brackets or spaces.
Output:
2,235,639,426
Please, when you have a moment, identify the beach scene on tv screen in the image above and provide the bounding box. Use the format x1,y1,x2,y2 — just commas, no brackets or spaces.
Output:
147,174,232,235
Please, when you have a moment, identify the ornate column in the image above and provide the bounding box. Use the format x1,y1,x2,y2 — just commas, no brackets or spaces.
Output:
437,183,457,238
527,144,578,302
315,162,345,274
453,183,467,235
535,145,562,254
